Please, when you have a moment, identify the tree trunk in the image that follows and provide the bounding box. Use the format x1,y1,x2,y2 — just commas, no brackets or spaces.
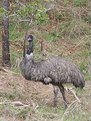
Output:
88,42,91,77
2,0,11,67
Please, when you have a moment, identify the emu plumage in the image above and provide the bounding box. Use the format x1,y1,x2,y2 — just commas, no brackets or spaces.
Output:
20,35,85,108
20,56,84,87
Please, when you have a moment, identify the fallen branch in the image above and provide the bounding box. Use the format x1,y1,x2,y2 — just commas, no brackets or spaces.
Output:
0,100,39,111
11,101,30,107
0,101,30,107
0,67,16,74
0,67,8,72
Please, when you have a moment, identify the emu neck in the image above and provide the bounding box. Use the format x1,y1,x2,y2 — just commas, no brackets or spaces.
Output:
25,40,34,61
26,41,33,54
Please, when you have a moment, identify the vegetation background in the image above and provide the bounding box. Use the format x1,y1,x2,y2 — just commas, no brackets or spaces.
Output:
0,0,91,121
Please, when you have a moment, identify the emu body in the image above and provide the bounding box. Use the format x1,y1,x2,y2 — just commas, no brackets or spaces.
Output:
20,35,85,108
20,56,84,88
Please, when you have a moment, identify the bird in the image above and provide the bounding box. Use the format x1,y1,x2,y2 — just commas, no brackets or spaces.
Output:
20,35,85,108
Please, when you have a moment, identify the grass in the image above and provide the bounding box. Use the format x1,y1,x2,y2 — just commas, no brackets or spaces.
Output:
46,31,60,42
0,103,32,120
0,101,90,121
73,0,87,6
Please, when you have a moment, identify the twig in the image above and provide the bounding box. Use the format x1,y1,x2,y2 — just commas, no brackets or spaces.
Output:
0,101,30,107
11,101,30,107
68,88,81,103
65,87,81,103
0,100,39,111
61,87,82,121
0,67,16,74
61,100,80,121
0,67,7,72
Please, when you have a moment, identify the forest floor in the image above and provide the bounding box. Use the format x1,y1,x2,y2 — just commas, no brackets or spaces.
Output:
0,68,91,121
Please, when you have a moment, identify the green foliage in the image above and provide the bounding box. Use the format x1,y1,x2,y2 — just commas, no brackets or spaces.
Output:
35,9,49,24
15,1,49,25
46,31,60,42
0,92,16,100
0,104,32,120
63,0,69,5
73,0,87,6
56,10,71,22
36,105,64,120
0,7,4,17
10,46,22,73
0,103,91,121
59,21,70,37
84,16,91,24
9,23,26,40
80,62,87,74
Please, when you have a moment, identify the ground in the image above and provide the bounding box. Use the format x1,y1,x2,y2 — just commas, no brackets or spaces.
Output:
0,68,91,121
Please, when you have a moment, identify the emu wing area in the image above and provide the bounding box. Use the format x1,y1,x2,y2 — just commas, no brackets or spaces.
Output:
32,56,82,85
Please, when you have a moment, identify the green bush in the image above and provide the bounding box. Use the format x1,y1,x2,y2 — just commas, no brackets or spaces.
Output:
46,31,60,42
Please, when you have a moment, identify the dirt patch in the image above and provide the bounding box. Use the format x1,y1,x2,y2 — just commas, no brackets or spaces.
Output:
0,68,54,104
0,68,90,105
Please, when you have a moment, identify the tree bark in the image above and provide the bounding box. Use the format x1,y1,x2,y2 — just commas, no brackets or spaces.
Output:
2,0,11,67
88,42,91,77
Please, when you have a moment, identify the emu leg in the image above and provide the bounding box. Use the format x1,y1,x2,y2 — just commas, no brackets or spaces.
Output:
53,86,59,107
58,85,68,109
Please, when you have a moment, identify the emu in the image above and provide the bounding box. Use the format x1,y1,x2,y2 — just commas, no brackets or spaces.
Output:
20,35,85,108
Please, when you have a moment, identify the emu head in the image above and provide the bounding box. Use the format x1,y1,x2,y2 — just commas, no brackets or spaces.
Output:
25,35,34,61
26,35,33,42
23,34,34,58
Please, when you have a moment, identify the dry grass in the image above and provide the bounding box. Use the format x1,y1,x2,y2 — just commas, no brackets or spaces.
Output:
0,69,91,121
